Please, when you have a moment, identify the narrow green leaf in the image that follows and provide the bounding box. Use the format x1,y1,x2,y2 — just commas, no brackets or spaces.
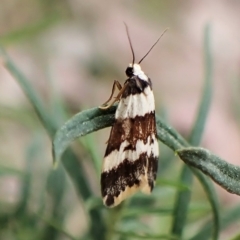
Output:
0,164,24,176
39,214,78,240
157,145,175,174
190,205,240,240
177,147,240,195
43,165,66,240
230,232,240,240
61,151,106,239
105,202,127,240
156,116,188,149
0,15,59,45
171,24,218,239
52,110,187,166
189,167,219,240
171,165,193,236
156,178,190,191
122,203,209,219
114,230,178,240
0,47,56,137
81,134,102,174
0,105,39,130
122,207,173,218
230,76,240,123
15,137,41,217
52,106,116,165
1,48,105,240
189,23,213,146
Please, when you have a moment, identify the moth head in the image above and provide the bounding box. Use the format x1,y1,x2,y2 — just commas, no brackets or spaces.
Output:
125,63,141,77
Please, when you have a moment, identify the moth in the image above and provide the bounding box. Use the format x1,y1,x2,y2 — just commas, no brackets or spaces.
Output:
99,25,167,208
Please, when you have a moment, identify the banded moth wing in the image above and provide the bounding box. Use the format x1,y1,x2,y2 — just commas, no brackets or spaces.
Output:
101,67,159,207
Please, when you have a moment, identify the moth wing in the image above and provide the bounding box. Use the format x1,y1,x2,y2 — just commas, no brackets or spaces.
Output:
101,85,159,207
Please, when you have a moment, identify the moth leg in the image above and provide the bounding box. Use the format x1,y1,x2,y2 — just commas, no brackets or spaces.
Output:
99,82,129,110
114,82,128,101
99,80,122,109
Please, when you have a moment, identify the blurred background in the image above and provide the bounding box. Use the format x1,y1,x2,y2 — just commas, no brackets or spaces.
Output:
1,0,240,239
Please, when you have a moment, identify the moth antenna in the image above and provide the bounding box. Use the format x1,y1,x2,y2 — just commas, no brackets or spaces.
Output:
124,23,135,65
138,28,169,64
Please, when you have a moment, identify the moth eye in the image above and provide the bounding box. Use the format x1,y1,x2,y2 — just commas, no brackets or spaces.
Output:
125,67,133,77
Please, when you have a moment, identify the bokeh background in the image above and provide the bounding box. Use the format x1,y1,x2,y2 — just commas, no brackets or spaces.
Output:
1,0,240,239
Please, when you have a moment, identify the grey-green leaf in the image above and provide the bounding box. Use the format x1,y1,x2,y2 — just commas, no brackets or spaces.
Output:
52,106,116,165
177,147,240,195
52,106,189,167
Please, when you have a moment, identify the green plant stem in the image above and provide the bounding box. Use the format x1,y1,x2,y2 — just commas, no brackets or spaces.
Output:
171,23,217,239
106,203,126,240
190,204,240,240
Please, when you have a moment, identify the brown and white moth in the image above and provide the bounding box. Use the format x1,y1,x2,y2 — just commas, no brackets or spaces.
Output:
99,25,167,208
